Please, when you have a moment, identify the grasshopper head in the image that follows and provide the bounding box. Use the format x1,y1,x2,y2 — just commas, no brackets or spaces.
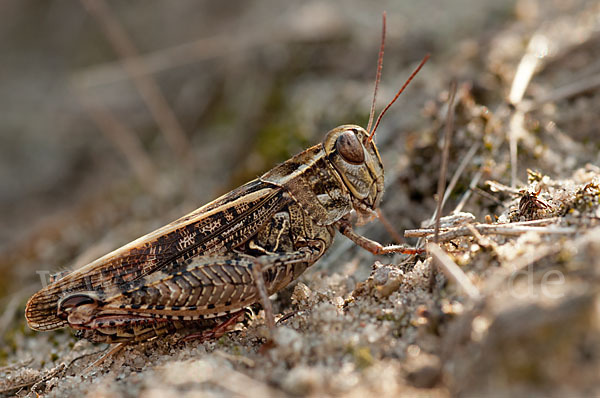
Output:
324,124,384,218
320,34,428,222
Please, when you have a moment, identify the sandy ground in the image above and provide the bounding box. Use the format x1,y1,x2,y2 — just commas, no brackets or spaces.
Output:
1,1,600,397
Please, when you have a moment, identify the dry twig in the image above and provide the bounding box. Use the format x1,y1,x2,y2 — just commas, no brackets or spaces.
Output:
427,243,480,300
430,81,457,291
486,180,521,195
210,360,283,397
213,350,256,368
406,219,576,242
465,223,498,251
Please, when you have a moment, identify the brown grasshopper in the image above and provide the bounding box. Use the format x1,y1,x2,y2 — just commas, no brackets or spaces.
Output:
25,15,428,344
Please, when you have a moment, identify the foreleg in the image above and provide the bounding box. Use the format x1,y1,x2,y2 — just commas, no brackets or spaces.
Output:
336,218,424,255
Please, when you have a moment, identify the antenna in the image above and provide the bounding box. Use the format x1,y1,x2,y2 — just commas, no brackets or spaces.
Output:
368,53,431,142
366,12,387,134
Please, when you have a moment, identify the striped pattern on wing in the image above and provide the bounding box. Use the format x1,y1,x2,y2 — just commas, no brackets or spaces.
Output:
26,179,290,331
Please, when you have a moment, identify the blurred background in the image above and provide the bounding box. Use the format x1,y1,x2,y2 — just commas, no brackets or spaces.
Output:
1,0,600,395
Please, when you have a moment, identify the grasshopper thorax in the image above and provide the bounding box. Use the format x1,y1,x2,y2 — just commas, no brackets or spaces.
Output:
323,124,384,218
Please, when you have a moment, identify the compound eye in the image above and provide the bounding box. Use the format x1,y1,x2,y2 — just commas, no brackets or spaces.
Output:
336,130,365,164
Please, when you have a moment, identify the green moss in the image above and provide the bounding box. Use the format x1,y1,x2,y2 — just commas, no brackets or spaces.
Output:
353,346,374,370
217,335,228,346
527,169,544,184
254,120,307,165
1,317,25,355
376,313,397,322
211,105,238,129
345,344,375,370
560,182,600,215
0,348,8,366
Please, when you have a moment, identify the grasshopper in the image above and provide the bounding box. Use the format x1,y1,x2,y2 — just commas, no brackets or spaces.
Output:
25,15,428,344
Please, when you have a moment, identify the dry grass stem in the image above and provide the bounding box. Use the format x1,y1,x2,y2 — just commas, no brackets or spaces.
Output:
430,81,457,291
429,142,479,225
508,34,548,105
80,0,193,169
427,243,480,300
0,296,20,341
507,34,548,187
525,73,600,111
211,363,283,398
79,97,158,193
83,343,125,372
471,186,506,208
376,209,405,244
74,35,238,89
506,225,600,275
213,350,256,367
453,169,483,214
